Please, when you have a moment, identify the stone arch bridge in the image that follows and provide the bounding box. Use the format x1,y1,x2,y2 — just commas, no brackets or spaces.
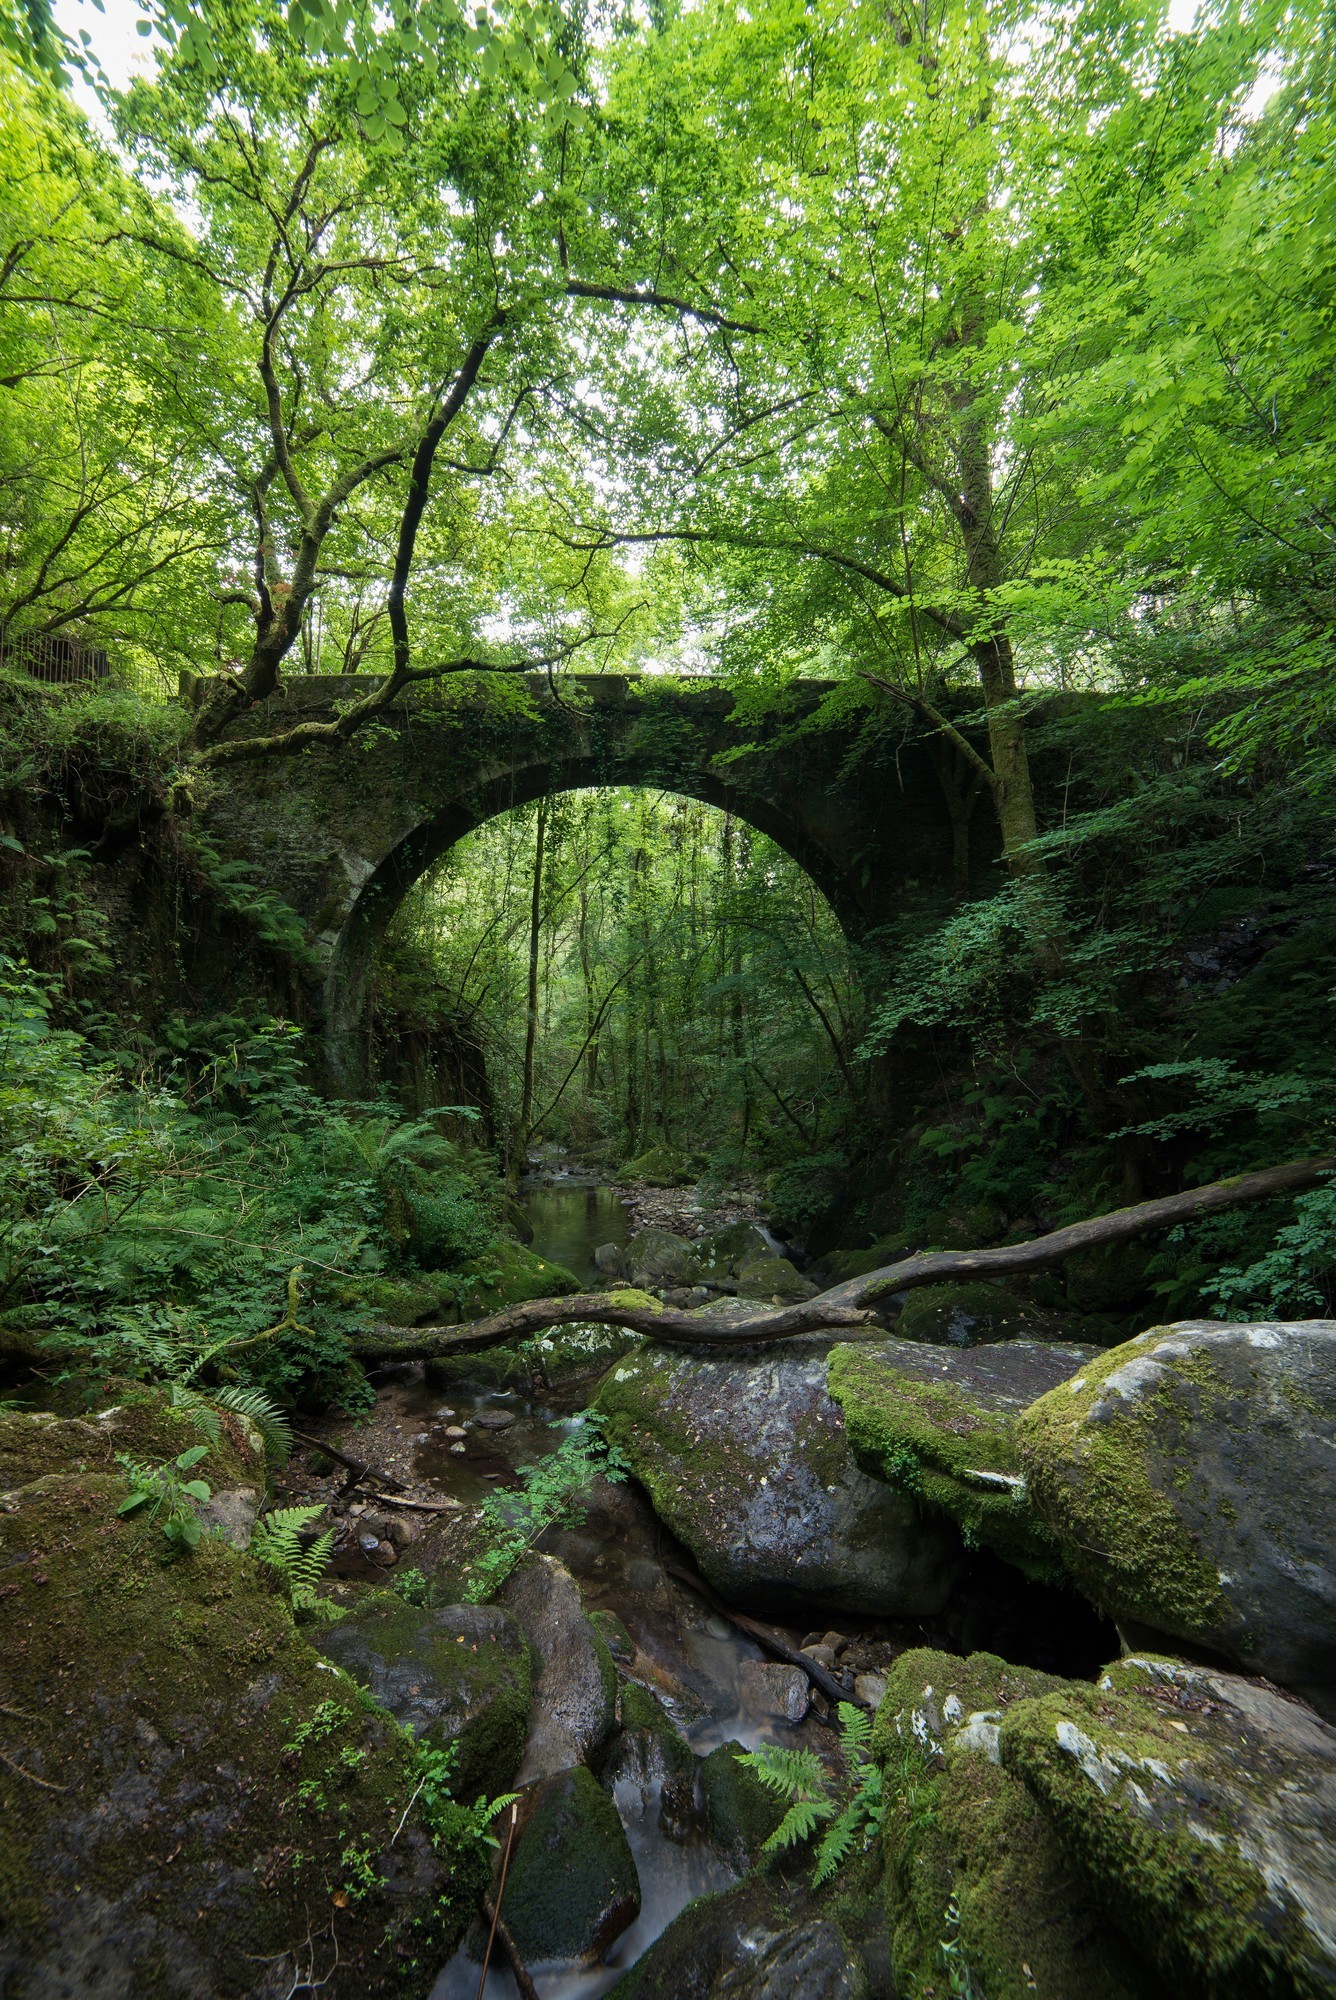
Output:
198,672,998,1084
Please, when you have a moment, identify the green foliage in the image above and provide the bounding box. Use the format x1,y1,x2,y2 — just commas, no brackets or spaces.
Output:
0,956,501,1408
463,1410,629,1601
413,1739,519,1857
738,1703,886,1888
250,1504,339,1619
116,1443,211,1553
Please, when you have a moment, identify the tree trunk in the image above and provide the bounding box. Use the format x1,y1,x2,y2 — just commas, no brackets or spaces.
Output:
511,800,547,1175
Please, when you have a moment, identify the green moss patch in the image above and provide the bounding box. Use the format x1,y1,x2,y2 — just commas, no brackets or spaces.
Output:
828,1342,1083,1582
999,1660,1336,1998
503,1764,640,1966
0,1405,475,1997
875,1649,1160,2000
1015,1331,1231,1637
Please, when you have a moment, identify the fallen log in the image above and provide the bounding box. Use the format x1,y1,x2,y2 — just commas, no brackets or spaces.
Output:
352,1154,1333,1363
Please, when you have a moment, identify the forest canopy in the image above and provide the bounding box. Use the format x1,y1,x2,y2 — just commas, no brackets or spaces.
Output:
1,0,1333,1353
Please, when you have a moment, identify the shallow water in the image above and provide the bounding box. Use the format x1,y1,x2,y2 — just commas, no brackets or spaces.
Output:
396,1368,826,1999
522,1180,631,1287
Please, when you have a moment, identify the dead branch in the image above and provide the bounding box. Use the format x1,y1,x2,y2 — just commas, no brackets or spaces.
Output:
351,1154,1333,1362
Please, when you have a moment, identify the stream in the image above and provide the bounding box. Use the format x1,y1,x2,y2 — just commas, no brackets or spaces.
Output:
369,1177,826,1998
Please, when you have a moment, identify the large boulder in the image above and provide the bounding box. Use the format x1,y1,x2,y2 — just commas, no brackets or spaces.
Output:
594,1343,963,1615
875,1648,1162,2000
501,1764,641,1967
896,1280,1063,1347
827,1338,1100,1581
498,1554,618,1782
315,1600,531,1799
1001,1654,1336,1999
1017,1321,1336,1701
695,1220,774,1277
0,1402,462,1998
625,1226,705,1288
734,1251,819,1304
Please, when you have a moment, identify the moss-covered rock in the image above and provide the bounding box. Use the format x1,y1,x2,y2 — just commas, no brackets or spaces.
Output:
827,1338,1099,1582
733,1251,818,1304
874,1649,1161,2000
426,1312,653,1394
625,1225,705,1287
620,1144,698,1186
604,1681,696,1828
594,1344,962,1616
1000,1655,1336,1999
604,1871,867,1999
1016,1320,1336,1699
498,1554,618,1782
699,1740,789,1866
895,1281,1058,1347
314,1601,531,1801
501,1764,641,1966
0,1402,469,1997
695,1220,773,1276
591,1608,635,1662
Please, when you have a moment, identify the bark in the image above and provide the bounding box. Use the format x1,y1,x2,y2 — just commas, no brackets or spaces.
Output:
352,1154,1333,1362
511,801,547,1174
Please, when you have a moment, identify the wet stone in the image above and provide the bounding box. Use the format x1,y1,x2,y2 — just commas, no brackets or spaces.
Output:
501,1764,641,1968
739,1660,811,1724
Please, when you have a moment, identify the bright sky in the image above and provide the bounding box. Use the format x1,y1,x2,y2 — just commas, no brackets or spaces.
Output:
52,0,1280,134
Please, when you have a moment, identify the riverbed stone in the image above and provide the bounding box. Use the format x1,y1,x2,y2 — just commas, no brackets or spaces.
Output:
1016,1320,1336,1700
827,1337,1100,1582
740,1659,812,1724
1000,1653,1336,1999
875,1647,1162,2000
595,1344,963,1615
0,1400,461,1998
502,1763,641,1967
499,1553,618,1782
605,1872,868,2000
314,1600,531,1798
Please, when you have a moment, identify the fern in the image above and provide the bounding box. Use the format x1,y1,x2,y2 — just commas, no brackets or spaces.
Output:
251,1503,338,1618
737,1702,887,1885
208,1384,293,1465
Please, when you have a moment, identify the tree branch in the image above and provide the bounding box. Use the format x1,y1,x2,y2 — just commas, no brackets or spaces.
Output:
352,1155,1334,1361
565,279,762,334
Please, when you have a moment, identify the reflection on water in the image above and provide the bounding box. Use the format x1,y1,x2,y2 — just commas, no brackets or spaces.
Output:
522,1181,630,1287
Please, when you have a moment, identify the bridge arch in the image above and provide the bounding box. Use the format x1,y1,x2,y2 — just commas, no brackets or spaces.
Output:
196,672,994,1088
325,748,873,1089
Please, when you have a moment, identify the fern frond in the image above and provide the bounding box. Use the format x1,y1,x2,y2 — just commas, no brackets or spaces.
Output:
814,1800,865,1884
836,1702,873,1758
737,1745,828,1802
762,1796,834,1854
210,1384,292,1465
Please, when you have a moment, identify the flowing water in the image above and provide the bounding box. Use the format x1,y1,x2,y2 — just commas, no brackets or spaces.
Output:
374,1177,829,1997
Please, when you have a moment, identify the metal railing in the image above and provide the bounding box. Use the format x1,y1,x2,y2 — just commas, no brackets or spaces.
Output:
0,622,111,685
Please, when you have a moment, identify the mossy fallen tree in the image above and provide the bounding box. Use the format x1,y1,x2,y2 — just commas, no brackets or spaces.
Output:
352,1156,1334,1363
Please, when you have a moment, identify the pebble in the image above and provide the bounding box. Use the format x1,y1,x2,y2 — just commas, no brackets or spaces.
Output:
472,1411,517,1431
436,1407,456,1419
443,1426,468,1440
705,1614,732,1640
449,1442,467,1455
854,1672,888,1710
802,1643,837,1672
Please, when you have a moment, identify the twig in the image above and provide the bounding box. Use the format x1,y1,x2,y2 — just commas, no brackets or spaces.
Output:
664,1561,859,1714
0,1745,66,1790
476,1801,520,2000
